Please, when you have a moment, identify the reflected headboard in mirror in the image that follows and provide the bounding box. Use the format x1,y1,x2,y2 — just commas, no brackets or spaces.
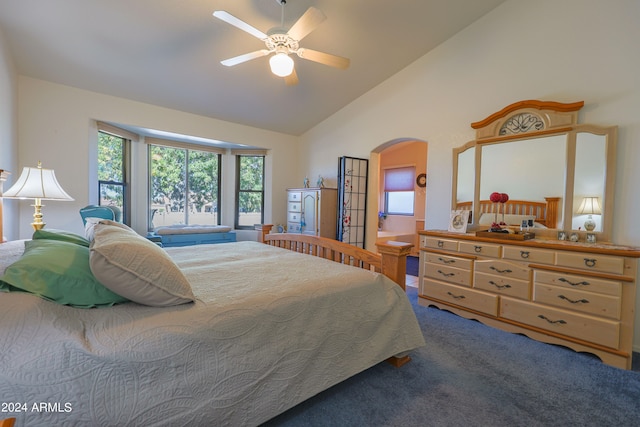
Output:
452,100,617,242
456,197,560,228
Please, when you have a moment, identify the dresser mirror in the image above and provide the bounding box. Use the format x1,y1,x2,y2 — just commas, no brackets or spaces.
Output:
452,100,617,242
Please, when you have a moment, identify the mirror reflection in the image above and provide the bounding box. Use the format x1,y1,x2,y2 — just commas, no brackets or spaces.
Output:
479,135,566,228
572,133,606,232
451,100,616,241
455,146,475,205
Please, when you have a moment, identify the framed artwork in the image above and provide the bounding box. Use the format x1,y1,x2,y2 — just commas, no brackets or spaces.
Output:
448,210,470,233
586,233,597,243
557,231,566,241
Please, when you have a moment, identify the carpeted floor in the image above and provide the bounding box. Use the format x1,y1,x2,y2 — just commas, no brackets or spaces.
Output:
263,286,640,427
406,255,419,277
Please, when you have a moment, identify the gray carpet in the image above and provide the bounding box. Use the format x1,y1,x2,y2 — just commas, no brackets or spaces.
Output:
263,286,640,426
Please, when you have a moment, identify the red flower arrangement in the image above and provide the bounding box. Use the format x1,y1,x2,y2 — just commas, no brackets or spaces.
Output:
489,192,509,229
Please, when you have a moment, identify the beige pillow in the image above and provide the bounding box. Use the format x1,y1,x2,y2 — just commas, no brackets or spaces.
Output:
85,218,135,242
89,223,195,306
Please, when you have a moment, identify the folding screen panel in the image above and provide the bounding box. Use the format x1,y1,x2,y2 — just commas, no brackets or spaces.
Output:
337,156,369,248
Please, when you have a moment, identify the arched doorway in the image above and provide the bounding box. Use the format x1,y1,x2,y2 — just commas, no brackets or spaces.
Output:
366,139,428,253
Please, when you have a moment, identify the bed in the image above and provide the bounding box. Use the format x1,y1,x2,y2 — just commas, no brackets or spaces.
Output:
456,196,560,228
0,223,425,426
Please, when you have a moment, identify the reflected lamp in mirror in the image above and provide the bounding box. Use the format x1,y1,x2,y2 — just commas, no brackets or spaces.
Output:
576,196,602,232
2,161,74,231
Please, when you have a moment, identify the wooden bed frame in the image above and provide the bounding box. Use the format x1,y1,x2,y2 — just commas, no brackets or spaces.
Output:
456,197,560,228
256,224,415,367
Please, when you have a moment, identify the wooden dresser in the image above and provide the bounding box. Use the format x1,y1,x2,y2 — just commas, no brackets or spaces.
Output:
286,187,337,238
418,230,640,369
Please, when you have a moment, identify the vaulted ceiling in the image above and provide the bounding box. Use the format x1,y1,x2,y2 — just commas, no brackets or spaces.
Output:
0,0,506,135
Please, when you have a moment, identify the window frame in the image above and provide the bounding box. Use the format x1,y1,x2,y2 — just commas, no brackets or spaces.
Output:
382,166,416,216
97,129,131,224
148,143,222,229
234,154,265,230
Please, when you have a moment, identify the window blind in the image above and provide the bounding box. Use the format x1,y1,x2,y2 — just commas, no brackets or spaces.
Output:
384,166,415,192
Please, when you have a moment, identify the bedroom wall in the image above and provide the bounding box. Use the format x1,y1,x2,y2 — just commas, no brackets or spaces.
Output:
13,77,300,239
0,27,18,241
299,0,640,349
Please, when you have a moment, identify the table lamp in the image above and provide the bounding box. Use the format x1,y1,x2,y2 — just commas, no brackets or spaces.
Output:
576,196,601,232
2,161,74,230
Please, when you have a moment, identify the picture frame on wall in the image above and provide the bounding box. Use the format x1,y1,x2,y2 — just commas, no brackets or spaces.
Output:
448,210,470,233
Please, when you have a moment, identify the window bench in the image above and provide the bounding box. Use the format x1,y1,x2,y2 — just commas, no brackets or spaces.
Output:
150,225,237,248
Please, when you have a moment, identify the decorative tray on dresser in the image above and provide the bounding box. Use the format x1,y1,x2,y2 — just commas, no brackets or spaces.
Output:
418,230,640,369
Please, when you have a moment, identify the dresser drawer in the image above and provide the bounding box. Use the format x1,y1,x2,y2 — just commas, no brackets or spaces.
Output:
459,241,501,258
424,252,473,270
288,192,302,202
475,259,530,281
287,222,301,233
288,202,301,212
503,246,554,265
555,252,624,275
475,272,530,300
533,283,621,320
287,212,302,223
424,262,472,287
534,270,622,297
500,297,620,349
423,279,498,316
423,237,459,251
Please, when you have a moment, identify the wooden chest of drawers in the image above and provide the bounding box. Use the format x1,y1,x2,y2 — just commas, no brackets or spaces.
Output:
418,231,640,369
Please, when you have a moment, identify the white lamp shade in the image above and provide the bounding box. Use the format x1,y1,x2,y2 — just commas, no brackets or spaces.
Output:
269,53,294,77
3,165,74,201
576,196,602,215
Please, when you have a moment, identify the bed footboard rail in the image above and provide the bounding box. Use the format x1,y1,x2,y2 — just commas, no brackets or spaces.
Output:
256,225,412,289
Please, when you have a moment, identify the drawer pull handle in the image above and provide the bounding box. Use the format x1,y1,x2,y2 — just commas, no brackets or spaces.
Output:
437,270,455,277
489,266,513,274
558,278,590,287
437,241,444,248
558,295,589,305
537,315,567,325
474,246,482,253
584,258,597,268
488,280,511,290
520,251,530,259
447,292,466,300
438,257,456,264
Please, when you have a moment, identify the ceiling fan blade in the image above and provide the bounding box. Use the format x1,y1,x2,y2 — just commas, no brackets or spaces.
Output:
284,68,299,86
213,11,268,40
287,7,326,41
296,48,350,70
221,50,270,67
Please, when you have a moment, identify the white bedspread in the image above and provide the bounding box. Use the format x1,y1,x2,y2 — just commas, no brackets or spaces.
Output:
0,241,425,426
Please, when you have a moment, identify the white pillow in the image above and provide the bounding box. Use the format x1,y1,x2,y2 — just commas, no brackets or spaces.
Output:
89,223,195,307
478,213,535,226
85,218,134,242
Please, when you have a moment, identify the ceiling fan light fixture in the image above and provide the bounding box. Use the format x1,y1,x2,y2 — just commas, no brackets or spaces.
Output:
269,53,294,77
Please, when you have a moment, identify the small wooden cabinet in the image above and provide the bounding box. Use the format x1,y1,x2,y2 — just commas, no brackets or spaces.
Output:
287,188,337,239
418,230,640,369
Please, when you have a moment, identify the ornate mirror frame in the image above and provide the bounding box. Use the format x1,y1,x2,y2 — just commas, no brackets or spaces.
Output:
452,100,617,242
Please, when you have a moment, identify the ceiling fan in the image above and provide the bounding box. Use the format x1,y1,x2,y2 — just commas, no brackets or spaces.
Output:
213,0,350,85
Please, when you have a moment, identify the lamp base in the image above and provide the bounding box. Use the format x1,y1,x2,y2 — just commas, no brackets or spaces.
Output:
31,200,46,231
584,215,596,232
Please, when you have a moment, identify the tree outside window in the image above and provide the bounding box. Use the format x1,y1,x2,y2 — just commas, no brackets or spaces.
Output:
149,145,220,228
236,155,264,229
98,131,129,223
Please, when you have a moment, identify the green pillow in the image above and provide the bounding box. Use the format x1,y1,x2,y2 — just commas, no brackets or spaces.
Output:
0,239,128,308
33,228,90,247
